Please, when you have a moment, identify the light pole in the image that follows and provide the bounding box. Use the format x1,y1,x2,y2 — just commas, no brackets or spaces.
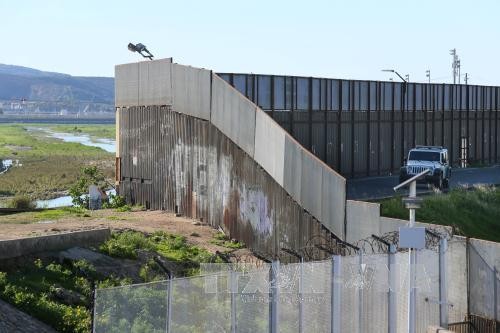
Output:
382,69,407,171
394,169,430,333
426,70,431,83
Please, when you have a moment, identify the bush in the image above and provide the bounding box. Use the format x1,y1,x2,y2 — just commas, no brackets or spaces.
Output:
8,195,35,210
103,194,127,209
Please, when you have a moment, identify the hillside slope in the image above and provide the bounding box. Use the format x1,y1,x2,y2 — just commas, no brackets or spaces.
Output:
0,64,113,104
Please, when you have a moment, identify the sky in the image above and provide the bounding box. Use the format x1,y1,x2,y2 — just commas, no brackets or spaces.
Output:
1,0,499,85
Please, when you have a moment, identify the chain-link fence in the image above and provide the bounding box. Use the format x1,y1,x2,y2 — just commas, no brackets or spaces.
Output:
94,248,447,333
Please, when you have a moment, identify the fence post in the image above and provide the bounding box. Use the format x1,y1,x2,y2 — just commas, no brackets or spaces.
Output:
439,238,448,328
166,279,172,333
388,244,397,333
299,258,304,333
269,260,279,333
331,255,342,333
358,252,364,333
230,269,237,333
494,266,498,322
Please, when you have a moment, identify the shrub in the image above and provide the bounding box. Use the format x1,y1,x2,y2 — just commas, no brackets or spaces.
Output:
8,195,35,210
103,194,127,209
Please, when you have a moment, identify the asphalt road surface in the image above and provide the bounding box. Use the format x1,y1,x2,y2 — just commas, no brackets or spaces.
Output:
347,166,500,200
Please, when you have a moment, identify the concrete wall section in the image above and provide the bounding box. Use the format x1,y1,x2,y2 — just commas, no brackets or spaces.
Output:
283,135,346,239
321,167,346,238
253,109,286,186
345,200,380,243
211,75,256,157
139,58,173,107
299,147,323,221
115,63,139,107
470,238,500,269
171,64,210,120
283,136,303,204
446,236,468,323
0,229,111,260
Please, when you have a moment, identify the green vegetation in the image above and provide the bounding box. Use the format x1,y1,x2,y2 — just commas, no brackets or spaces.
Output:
380,186,500,242
0,258,129,333
210,231,245,249
0,124,114,200
99,231,216,276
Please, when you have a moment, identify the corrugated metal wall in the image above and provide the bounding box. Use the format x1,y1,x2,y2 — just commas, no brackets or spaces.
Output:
218,74,500,178
118,105,337,260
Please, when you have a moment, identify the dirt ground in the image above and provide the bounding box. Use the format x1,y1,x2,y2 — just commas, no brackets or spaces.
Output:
0,209,254,258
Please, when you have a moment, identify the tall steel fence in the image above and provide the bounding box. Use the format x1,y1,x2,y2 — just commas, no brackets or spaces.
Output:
218,73,500,178
94,249,448,333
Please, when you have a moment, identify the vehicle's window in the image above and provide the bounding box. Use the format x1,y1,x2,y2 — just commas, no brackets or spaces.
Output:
408,151,440,161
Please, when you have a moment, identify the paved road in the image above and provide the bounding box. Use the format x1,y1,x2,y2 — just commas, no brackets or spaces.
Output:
347,166,500,200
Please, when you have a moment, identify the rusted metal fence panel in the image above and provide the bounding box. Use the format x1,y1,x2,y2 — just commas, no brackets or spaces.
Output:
118,105,339,259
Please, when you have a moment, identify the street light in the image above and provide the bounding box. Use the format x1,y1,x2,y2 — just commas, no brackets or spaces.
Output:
382,69,407,83
382,69,407,171
128,42,154,60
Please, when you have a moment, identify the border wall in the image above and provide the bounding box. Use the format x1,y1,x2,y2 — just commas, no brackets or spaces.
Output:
115,59,346,258
218,73,500,178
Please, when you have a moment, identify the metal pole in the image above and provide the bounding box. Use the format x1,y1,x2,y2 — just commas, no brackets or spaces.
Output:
166,279,173,333
331,255,342,333
494,266,498,322
408,181,416,333
269,260,279,333
299,258,304,333
388,244,397,333
230,269,237,333
439,238,448,328
358,251,364,333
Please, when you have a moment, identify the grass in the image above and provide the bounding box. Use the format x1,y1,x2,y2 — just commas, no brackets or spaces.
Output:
0,207,92,224
99,231,217,276
210,231,245,249
0,124,114,200
380,186,500,242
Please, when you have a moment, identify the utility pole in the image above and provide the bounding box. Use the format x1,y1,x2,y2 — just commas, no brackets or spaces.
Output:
405,74,410,82
450,48,459,84
426,70,431,83
465,73,469,85
457,59,461,84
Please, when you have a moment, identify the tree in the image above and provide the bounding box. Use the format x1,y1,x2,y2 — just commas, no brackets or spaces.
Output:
69,166,106,207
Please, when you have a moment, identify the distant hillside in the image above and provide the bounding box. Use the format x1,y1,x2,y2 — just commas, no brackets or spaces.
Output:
0,64,114,104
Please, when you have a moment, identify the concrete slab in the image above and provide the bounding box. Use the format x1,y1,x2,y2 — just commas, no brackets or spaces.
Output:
115,62,139,107
300,149,323,223
172,64,211,120
322,167,346,239
446,236,468,323
211,75,256,157
345,200,378,243
283,136,303,203
254,110,286,186
139,58,173,106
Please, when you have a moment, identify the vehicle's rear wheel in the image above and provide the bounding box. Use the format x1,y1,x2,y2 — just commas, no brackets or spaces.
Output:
435,177,443,190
